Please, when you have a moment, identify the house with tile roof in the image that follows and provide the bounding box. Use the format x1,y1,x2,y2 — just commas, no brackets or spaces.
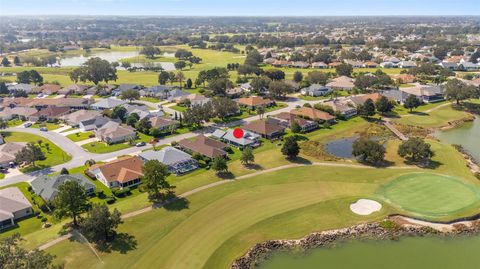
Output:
177,135,228,159
272,112,318,132
91,98,127,110
326,76,355,91
29,106,70,122
0,187,33,230
290,107,336,123
88,156,144,189
237,96,274,110
243,118,285,139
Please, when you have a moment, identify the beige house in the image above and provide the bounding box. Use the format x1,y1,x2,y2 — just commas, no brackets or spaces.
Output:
88,156,144,189
0,142,27,168
0,187,33,230
94,121,137,144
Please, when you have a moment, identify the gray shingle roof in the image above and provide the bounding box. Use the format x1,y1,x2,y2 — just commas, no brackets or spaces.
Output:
30,174,96,201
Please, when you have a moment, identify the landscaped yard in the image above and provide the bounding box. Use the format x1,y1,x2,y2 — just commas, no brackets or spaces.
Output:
31,122,62,131
66,131,94,142
81,141,132,154
1,131,72,173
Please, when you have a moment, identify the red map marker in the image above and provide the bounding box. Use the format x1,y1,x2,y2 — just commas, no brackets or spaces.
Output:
233,128,244,139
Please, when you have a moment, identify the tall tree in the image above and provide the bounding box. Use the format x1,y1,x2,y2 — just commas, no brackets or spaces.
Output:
403,94,422,112
174,61,186,70
158,71,170,85
307,71,329,85
176,71,185,88
140,46,161,59
352,138,385,166
0,233,59,269
14,142,45,167
0,82,9,94
240,147,255,165
335,63,353,77
212,97,239,121
81,204,122,243
293,71,303,83
112,106,128,121
70,57,117,85
375,96,395,113
211,157,228,174
398,137,434,163
136,117,152,134
13,56,21,65
1,57,11,67
281,136,300,159
444,78,475,105
269,80,292,99
120,89,140,103
54,181,89,226
142,160,172,202
357,99,376,118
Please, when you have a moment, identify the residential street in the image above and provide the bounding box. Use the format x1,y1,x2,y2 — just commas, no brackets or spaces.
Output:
0,96,322,188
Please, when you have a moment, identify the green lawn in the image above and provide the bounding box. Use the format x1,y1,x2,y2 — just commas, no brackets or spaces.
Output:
45,160,480,269
0,131,72,173
66,131,94,142
81,141,132,154
140,97,162,103
0,183,47,239
7,119,24,127
394,104,472,128
31,122,62,131
380,173,480,218
170,105,188,112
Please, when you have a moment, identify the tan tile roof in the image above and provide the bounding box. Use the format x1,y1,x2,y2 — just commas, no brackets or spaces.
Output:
0,187,32,221
150,117,178,129
238,96,273,107
90,156,143,183
243,119,285,136
31,106,70,118
178,135,227,158
290,107,335,121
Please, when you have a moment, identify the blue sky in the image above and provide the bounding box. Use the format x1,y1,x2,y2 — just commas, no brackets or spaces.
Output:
0,0,479,16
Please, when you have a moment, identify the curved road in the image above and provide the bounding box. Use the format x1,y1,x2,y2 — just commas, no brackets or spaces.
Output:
0,96,329,188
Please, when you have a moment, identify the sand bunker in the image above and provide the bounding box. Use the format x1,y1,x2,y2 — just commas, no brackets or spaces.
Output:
350,199,382,215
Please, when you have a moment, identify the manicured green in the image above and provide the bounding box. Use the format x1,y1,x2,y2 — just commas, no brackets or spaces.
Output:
380,173,480,218
82,141,131,154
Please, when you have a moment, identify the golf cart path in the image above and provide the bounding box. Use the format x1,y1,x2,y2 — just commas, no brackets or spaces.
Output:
37,161,413,250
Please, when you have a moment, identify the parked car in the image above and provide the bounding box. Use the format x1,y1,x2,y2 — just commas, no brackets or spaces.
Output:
40,127,48,132
23,122,32,128
136,141,146,147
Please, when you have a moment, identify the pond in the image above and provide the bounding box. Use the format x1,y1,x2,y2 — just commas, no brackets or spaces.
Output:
435,116,480,163
324,137,357,158
58,50,176,70
258,235,480,269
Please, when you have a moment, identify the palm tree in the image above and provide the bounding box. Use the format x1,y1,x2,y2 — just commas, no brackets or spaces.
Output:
176,71,185,88
256,105,266,119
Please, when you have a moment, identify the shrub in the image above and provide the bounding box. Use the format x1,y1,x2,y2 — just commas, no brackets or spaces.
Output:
106,196,116,204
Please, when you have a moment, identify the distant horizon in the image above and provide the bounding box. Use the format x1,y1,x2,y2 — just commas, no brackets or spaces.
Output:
1,0,479,16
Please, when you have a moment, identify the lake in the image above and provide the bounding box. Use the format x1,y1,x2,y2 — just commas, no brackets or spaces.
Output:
436,116,480,162
258,235,480,269
58,50,176,71
324,137,357,158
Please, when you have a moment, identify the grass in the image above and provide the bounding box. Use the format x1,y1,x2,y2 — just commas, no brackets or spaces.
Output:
0,131,72,172
380,173,480,218
66,131,94,142
394,103,472,128
7,119,24,127
46,160,480,269
82,141,132,154
140,97,161,103
31,122,62,131
170,105,188,112
0,183,46,239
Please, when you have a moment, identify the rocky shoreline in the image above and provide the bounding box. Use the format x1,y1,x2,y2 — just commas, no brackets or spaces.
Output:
438,114,475,131
231,218,480,269
452,145,480,174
